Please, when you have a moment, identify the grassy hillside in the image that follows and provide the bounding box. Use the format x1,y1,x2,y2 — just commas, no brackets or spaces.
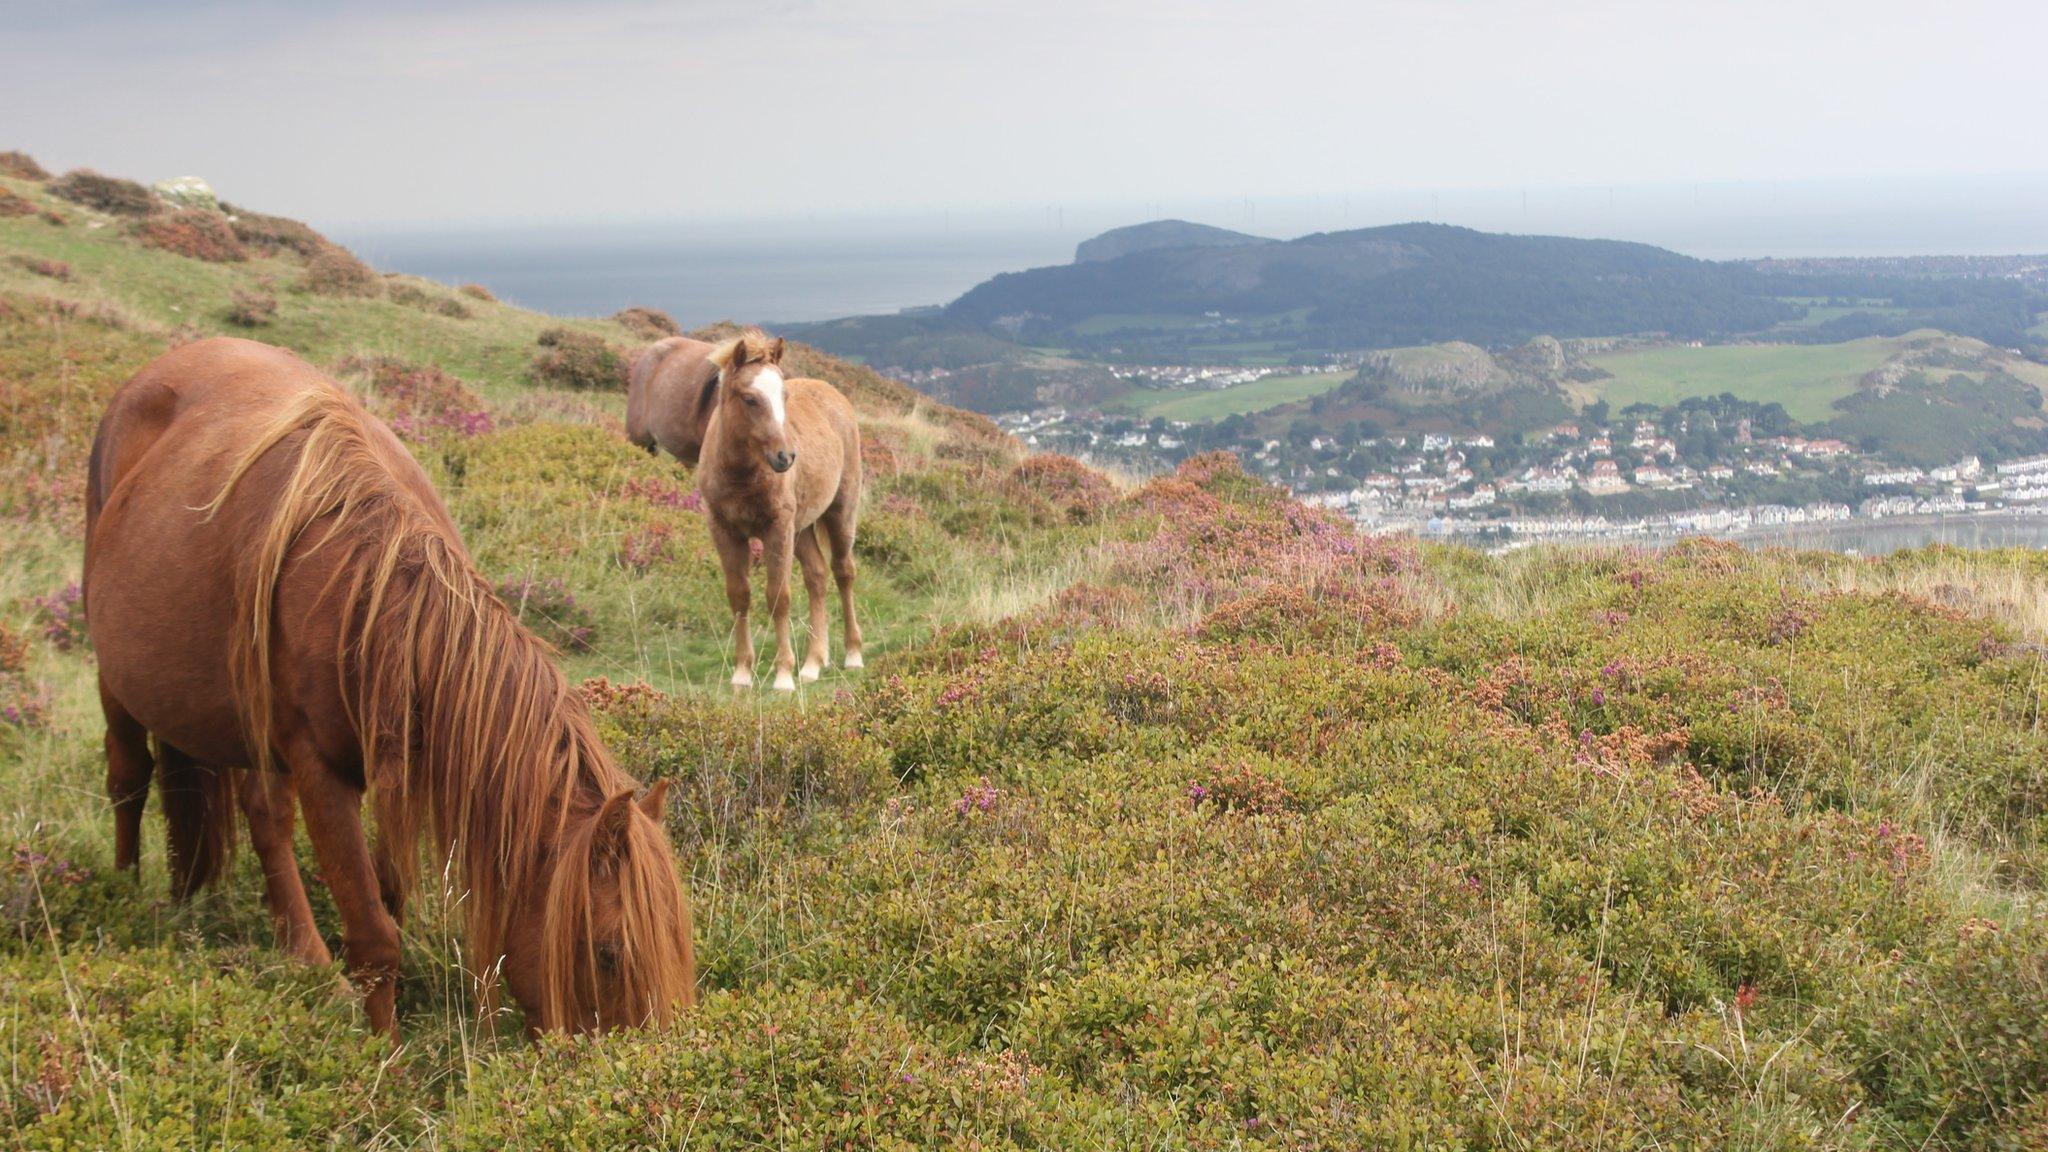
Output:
5,161,2048,1149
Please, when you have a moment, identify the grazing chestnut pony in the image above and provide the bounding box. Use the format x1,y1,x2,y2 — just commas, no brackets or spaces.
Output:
698,329,863,690
624,335,720,465
84,338,694,1038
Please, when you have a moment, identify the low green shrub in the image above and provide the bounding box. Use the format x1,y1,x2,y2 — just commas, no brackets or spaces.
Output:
48,169,157,216
298,246,380,295
2,950,414,1148
221,203,330,258
224,287,276,327
527,327,626,390
612,305,680,340
387,279,473,319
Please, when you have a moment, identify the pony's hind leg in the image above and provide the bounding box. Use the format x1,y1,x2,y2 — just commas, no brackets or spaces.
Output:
99,680,154,873
818,506,863,669
239,770,332,966
762,521,798,692
793,526,832,683
710,521,757,689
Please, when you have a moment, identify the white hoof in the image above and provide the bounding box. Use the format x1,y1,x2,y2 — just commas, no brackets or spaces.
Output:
799,663,821,683
843,652,864,670
772,672,796,692
731,668,753,689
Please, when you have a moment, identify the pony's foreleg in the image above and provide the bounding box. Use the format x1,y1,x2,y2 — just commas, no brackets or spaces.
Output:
98,680,154,873
290,746,403,1040
762,522,798,692
710,523,756,689
239,770,332,966
793,526,832,683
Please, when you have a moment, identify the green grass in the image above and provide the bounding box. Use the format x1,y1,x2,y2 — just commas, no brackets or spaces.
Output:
1114,370,1351,421
1583,336,1913,422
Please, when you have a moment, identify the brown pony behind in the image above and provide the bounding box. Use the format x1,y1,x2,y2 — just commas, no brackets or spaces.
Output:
87,340,692,1035
625,336,721,464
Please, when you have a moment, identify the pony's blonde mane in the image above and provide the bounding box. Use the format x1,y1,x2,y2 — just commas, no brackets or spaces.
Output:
205,384,693,1028
706,327,782,376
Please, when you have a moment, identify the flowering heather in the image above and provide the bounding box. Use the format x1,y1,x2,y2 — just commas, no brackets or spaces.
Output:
576,676,670,712
9,844,91,886
130,210,248,262
31,582,85,652
953,778,1001,816
618,521,680,571
621,475,701,510
1188,761,1295,816
1,675,52,730
494,574,597,651
1008,453,1115,523
346,355,494,442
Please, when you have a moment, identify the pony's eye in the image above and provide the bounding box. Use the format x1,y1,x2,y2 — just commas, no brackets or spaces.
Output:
596,944,621,974
742,394,760,407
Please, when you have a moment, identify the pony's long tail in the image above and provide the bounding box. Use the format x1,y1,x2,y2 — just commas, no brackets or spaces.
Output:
157,743,237,897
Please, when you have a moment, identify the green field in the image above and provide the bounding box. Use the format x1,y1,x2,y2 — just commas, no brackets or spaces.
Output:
1583,336,1912,423
1115,369,1351,421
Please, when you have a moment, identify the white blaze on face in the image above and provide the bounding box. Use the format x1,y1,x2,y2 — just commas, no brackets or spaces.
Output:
750,367,787,429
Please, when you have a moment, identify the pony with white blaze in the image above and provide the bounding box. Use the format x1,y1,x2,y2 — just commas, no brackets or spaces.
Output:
695,329,864,690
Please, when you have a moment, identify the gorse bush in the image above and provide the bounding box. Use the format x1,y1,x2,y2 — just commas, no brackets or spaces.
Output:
130,209,247,262
220,202,330,258
224,287,276,327
528,326,627,390
7,254,69,281
387,278,473,319
612,305,681,340
0,150,49,181
48,169,159,216
0,188,34,218
298,246,380,295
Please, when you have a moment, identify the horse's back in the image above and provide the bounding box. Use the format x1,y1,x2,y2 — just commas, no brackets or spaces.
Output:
627,337,718,459
85,338,436,766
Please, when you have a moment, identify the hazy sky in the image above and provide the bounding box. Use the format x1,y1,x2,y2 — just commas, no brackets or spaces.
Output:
3,0,2041,229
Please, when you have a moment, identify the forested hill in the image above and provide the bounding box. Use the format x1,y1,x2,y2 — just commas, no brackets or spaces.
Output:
947,222,1793,347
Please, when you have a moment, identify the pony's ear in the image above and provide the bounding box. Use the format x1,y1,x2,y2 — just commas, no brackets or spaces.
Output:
593,789,637,858
707,338,739,374
638,779,669,822
765,337,785,365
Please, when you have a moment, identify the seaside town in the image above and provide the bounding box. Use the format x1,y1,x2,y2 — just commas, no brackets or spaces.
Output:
999,400,2048,546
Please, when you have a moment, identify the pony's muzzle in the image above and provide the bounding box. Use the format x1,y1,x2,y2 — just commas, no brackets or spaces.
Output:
769,450,797,473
